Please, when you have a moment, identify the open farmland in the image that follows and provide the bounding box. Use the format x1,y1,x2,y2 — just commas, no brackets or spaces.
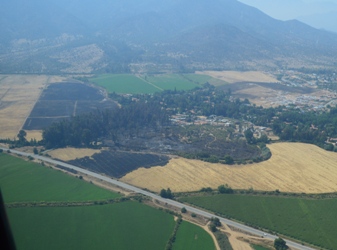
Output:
0,153,119,203
0,75,64,139
197,71,277,84
2,153,215,250
180,194,337,249
91,74,160,94
91,73,223,94
121,142,337,193
140,74,199,91
48,148,101,161
23,82,118,130
67,150,170,178
173,221,216,250
7,202,176,250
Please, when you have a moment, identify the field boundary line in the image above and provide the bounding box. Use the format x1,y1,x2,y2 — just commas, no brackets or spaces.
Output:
135,75,163,91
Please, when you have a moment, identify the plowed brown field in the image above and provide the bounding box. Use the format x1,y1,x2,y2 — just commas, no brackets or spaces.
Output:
121,143,337,194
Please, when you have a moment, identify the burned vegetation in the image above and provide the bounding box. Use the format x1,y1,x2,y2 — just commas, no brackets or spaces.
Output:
42,84,271,169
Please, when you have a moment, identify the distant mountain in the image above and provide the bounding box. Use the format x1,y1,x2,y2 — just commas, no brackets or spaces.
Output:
1,0,337,74
298,11,337,33
238,0,337,33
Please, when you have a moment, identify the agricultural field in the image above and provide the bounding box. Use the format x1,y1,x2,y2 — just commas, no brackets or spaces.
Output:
0,153,119,203
140,74,199,91
67,150,170,178
7,202,176,250
90,73,225,94
0,75,64,140
121,142,337,193
180,194,337,249
198,71,278,84
23,82,118,130
90,74,160,94
48,148,101,161
173,221,215,250
2,153,216,250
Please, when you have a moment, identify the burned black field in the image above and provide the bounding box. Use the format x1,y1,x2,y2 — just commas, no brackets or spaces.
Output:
67,150,170,178
23,82,118,130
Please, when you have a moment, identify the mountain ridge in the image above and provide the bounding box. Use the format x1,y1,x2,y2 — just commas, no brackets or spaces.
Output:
1,0,336,74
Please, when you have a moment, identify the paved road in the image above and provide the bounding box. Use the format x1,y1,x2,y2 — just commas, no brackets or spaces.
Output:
1,147,316,250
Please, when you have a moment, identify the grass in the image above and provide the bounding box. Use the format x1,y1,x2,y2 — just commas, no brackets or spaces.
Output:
251,245,270,250
180,194,337,249
173,221,215,250
90,73,219,94
7,202,176,250
0,154,120,203
143,74,199,91
90,74,160,94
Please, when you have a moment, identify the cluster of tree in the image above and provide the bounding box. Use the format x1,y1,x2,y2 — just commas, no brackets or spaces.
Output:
274,237,288,250
0,130,41,148
117,84,337,151
218,184,234,194
160,188,173,199
42,83,337,154
272,108,337,150
209,217,222,232
42,102,170,149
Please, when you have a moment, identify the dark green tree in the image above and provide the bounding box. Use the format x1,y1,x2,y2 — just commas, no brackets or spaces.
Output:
17,130,27,142
274,237,288,250
218,184,234,194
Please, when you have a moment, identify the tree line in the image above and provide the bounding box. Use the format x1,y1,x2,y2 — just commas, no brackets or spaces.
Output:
42,102,169,149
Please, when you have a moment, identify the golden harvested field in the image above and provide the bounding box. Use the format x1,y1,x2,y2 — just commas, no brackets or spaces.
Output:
48,148,101,161
25,130,43,141
0,75,64,139
197,71,278,84
121,143,337,194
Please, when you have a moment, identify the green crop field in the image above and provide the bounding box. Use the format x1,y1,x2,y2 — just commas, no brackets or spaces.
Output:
1,153,215,250
180,194,337,249
142,74,199,91
91,74,160,94
173,221,215,250
251,245,270,250
7,202,176,250
182,74,227,86
90,73,225,94
0,154,120,203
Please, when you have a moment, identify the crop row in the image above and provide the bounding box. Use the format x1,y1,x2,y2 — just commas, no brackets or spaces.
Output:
68,151,170,178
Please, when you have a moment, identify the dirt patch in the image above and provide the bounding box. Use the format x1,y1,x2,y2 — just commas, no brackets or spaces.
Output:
0,75,65,139
48,148,101,161
197,71,277,84
121,142,337,193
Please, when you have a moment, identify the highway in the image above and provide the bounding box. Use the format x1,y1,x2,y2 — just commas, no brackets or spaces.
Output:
1,147,316,250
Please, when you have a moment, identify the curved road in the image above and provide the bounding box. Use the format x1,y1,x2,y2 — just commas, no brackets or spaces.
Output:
1,147,316,250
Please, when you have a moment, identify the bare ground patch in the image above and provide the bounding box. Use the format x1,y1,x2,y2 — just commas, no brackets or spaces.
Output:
0,75,65,139
48,148,101,161
197,71,277,84
121,143,337,194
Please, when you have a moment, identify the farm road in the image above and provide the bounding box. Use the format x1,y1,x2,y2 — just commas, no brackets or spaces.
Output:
1,147,316,250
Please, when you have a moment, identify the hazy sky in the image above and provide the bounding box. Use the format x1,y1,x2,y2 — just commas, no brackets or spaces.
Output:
239,0,337,32
238,0,337,20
